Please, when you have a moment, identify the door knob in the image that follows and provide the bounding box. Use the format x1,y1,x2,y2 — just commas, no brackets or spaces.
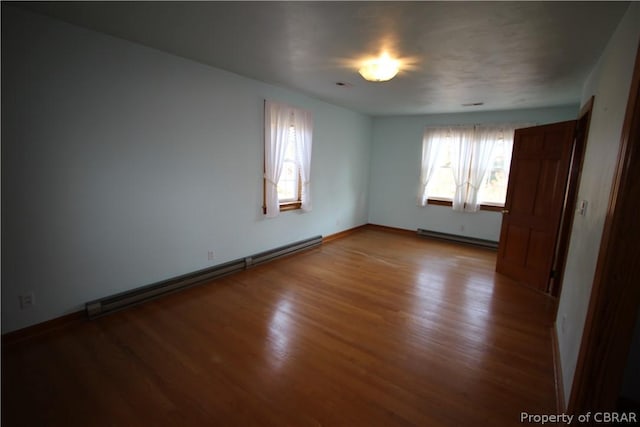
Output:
502,209,510,214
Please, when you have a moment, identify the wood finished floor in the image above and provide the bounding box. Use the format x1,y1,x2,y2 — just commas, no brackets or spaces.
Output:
2,228,558,426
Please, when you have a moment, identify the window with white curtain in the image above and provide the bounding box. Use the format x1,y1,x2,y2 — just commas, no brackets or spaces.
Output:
264,101,313,217
418,124,523,212
277,125,300,203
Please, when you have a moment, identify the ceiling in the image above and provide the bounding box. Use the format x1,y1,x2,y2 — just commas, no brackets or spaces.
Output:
16,1,629,116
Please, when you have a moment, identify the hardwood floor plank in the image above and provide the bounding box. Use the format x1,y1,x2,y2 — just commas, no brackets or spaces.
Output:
2,229,557,426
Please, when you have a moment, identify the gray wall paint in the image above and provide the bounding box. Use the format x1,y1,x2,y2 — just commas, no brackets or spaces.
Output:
367,106,578,241
1,7,372,333
555,2,640,405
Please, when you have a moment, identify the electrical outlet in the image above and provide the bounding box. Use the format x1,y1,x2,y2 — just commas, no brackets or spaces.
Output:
19,292,35,310
208,251,215,261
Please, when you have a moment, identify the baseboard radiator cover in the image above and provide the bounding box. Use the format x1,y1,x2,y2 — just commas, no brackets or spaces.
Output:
86,235,323,319
246,235,323,268
416,228,498,249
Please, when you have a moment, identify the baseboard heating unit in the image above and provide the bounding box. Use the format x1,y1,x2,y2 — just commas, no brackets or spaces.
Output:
416,228,498,249
86,235,323,319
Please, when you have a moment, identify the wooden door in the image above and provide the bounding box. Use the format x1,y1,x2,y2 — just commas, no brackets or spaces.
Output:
496,120,576,292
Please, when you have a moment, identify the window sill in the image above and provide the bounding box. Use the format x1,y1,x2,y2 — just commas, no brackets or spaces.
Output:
261,201,302,215
279,201,302,212
426,198,503,212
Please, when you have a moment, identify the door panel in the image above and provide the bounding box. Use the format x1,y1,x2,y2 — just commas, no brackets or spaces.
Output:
511,161,539,212
528,230,553,269
502,227,529,263
496,121,576,292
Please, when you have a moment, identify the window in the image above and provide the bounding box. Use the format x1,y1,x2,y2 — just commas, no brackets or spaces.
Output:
418,125,522,212
277,125,302,209
477,134,514,206
263,101,313,217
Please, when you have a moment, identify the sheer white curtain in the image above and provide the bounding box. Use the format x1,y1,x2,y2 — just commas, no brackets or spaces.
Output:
449,126,476,211
464,126,502,212
264,101,293,217
417,127,450,206
471,124,523,210
264,100,313,217
292,108,313,212
418,123,525,212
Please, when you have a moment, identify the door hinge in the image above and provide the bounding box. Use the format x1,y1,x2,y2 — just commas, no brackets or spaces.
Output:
550,269,557,279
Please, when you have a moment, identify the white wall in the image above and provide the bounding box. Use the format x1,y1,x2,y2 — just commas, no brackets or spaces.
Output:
1,7,372,333
368,106,578,241
555,2,640,405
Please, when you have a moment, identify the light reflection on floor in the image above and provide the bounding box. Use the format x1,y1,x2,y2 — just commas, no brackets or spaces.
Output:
408,266,496,369
267,296,295,370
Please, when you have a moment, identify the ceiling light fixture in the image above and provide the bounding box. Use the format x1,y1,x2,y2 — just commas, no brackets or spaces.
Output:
358,52,400,82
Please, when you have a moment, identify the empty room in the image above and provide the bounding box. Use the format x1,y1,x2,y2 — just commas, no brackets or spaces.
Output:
2,1,640,425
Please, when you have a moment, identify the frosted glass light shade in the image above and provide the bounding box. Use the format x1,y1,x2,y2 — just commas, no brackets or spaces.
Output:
358,53,400,82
